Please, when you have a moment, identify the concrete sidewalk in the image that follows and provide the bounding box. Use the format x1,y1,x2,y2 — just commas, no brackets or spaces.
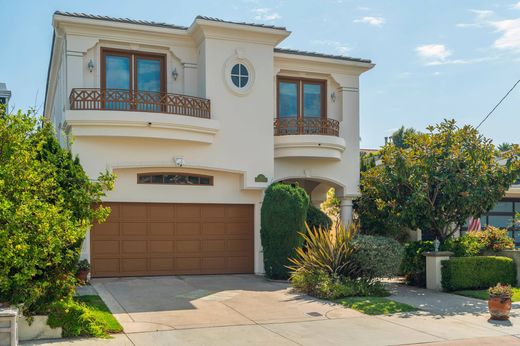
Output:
21,278,520,345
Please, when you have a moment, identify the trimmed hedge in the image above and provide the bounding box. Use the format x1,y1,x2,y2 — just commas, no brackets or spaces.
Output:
306,205,332,231
441,256,516,291
352,235,403,280
260,183,309,279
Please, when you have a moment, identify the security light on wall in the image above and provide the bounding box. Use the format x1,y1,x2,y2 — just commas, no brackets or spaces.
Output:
330,91,336,103
172,68,178,80
174,157,185,167
87,59,95,73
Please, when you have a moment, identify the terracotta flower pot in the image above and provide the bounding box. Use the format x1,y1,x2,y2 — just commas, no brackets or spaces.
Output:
77,270,89,283
488,295,512,320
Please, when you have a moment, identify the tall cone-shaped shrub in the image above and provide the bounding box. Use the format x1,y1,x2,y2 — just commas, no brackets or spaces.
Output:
260,183,309,279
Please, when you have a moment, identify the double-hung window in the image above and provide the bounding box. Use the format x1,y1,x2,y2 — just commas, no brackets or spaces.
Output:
101,49,165,111
277,77,326,134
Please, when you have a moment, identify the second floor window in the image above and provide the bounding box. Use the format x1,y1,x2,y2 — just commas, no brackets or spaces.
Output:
101,49,165,110
277,78,326,120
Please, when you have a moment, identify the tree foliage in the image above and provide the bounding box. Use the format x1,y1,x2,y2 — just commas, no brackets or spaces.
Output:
357,119,520,240
0,108,115,314
260,183,309,279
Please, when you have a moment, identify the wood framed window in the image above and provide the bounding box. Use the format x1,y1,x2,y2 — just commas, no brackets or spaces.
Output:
277,77,327,120
101,48,166,110
137,173,214,186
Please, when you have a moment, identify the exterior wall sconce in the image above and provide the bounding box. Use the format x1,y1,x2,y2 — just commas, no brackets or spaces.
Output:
330,91,336,103
87,59,95,73
172,68,178,80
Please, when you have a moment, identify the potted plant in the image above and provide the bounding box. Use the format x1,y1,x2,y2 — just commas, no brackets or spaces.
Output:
488,283,512,320
76,259,91,284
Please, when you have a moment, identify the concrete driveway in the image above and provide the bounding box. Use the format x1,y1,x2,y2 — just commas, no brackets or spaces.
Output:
91,274,361,333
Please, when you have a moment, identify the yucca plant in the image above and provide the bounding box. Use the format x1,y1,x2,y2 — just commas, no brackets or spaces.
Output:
288,222,359,278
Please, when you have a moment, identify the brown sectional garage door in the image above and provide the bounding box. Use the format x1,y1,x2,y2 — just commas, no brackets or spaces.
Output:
90,203,254,277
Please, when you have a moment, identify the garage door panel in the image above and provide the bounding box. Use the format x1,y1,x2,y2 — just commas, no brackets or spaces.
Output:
226,222,252,236
225,205,252,218
149,240,174,254
150,258,174,271
202,205,226,218
149,204,174,220
91,203,253,277
121,258,147,272
176,205,201,218
176,223,200,237
202,239,226,252
104,204,120,222
176,240,201,253
175,257,201,270
92,258,120,275
121,222,147,237
120,204,148,219
121,240,147,254
91,223,119,238
92,240,120,256
201,223,226,236
149,222,174,237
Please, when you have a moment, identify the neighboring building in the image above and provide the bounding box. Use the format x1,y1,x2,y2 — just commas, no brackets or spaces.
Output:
0,83,11,107
480,183,520,244
44,12,374,277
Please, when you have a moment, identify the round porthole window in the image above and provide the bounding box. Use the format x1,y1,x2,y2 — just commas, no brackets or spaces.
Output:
224,56,255,95
231,63,249,88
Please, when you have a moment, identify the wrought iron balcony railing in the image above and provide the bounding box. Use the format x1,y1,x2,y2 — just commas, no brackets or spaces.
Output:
273,117,340,137
69,88,211,119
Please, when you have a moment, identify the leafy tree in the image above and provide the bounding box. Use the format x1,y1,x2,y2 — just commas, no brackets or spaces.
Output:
320,187,341,224
357,119,520,240
391,126,418,149
0,107,115,314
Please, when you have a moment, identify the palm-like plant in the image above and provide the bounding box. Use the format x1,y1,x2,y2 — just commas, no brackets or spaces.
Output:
288,222,359,278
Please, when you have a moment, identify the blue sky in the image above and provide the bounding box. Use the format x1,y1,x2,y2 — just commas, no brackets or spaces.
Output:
1,0,519,148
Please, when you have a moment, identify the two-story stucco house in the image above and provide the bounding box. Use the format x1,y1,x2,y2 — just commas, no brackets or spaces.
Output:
44,12,374,278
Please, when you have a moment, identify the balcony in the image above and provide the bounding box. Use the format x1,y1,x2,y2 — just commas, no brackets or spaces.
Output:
273,117,339,137
70,88,211,118
273,117,345,160
65,88,219,143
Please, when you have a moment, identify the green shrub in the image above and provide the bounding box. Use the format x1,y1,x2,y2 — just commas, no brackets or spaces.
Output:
441,256,516,291
0,109,115,315
478,226,514,252
400,241,434,287
442,232,484,257
260,183,309,279
306,205,332,231
352,235,403,279
48,299,106,338
290,270,389,299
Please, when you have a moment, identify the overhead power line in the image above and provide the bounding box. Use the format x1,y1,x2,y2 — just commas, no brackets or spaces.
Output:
476,79,520,129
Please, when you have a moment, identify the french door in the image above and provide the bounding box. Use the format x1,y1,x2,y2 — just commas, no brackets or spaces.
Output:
277,77,326,134
101,49,165,111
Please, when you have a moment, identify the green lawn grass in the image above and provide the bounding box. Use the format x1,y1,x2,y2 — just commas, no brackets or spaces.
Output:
75,295,123,334
335,297,419,315
453,288,520,302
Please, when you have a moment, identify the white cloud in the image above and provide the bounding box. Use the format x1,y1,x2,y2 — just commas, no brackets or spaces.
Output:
416,44,452,61
312,40,351,55
252,8,281,21
415,44,489,65
353,16,385,27
513,1,520,9
490,18,520,52
469,9,494,19
456,9,493,28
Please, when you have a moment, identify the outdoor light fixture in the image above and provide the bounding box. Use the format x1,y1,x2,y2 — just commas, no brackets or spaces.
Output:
174,157,185,167
87,59,95,73
172,68,178,80
330,91,336,103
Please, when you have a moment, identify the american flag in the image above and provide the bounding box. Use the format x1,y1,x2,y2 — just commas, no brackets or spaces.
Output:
467,216,481,231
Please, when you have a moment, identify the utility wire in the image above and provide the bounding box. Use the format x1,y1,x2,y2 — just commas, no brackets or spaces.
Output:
476,79,520,129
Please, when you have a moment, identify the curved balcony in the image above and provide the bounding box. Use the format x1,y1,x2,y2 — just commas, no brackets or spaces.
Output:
70,88,211,118
273,117,339,137
66,88,218,143
273,117,345,160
